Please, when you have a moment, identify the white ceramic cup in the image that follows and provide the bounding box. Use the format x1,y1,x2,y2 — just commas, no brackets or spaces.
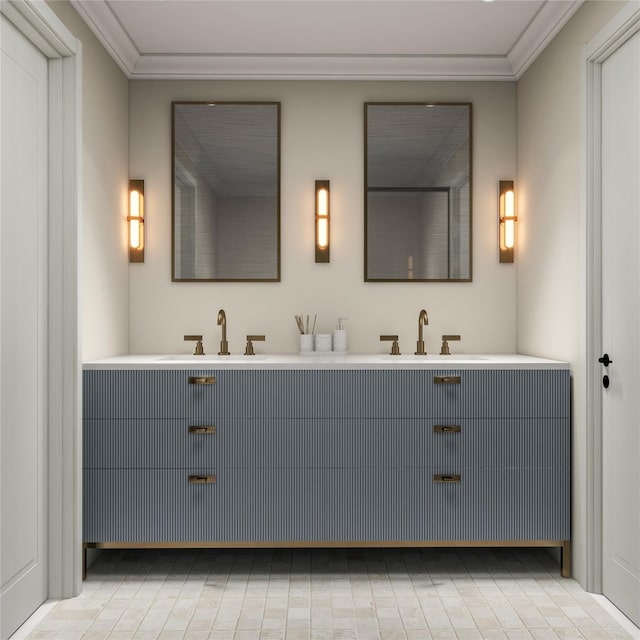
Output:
299,334,314,353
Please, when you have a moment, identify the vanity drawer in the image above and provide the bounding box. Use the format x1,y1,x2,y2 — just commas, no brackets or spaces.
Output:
83,469,219,542
83,419,219,469
83,369,224,419
425,418,569,469
83,369,570,420
420,369,570,419
83,466,569,543
421,467,571,540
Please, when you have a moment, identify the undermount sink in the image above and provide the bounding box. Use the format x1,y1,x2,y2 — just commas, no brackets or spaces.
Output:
159,354,267,362
375,354,488,363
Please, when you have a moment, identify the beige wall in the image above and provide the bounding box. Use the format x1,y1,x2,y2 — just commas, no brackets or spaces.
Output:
516,0,626,587
129,81,516,356
47,1,129,360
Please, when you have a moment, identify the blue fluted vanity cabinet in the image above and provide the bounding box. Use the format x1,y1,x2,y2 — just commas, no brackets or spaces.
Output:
83,368,570,573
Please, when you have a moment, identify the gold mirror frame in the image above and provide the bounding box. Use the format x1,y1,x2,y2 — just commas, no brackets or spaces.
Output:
172,101,281,282
364,102,473,282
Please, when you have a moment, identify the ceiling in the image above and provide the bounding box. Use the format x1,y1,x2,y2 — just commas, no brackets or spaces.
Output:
71,0,584,81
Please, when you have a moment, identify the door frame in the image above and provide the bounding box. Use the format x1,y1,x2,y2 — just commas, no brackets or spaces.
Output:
585,0,640,595
0,0,82,598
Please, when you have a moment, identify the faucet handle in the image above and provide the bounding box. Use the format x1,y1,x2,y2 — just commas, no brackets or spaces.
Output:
245,335,265,356
184,334,205,356
380,334,401,356
440,334,461,356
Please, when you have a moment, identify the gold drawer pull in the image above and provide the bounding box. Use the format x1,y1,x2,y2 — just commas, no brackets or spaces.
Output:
188,474,216,484
434,424,461,433
433,375,461,385
433,474,461,483
188,425,216,435
188,376,216,385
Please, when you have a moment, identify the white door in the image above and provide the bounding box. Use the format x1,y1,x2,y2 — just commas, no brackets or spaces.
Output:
601,28,640,627
0,14,49,639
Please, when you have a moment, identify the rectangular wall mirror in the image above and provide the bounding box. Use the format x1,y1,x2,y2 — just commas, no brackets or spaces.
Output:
365,102,472,282
172,102,280,281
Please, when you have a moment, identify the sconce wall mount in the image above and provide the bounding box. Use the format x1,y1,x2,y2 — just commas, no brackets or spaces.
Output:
499,180,517,263
315,180,330,263
128,179,144,263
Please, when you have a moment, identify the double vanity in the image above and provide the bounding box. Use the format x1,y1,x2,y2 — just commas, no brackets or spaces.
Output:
83,353,570,577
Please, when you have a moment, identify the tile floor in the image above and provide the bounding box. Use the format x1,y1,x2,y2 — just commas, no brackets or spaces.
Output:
14,547,640,640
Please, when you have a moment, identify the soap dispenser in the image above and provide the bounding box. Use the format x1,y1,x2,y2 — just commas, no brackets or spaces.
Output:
333,317,348,353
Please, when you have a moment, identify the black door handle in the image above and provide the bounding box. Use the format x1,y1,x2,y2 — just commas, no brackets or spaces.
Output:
598,353,613,367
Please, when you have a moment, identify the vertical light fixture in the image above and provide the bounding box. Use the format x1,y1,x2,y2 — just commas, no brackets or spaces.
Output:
315,180,330,263
128,179,144,263
499,180,517,263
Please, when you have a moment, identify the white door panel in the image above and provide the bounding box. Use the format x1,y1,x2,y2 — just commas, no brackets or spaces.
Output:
1,14,48,639
601,28,640,627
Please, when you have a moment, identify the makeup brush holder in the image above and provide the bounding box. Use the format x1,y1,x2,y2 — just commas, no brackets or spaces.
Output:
299,334,314,353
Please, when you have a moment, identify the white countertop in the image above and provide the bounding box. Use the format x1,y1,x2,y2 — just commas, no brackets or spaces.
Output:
83,353,569,370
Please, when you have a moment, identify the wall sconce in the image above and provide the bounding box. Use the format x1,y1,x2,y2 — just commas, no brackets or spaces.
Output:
499,180,517,263
128,179,144,263
315,180,330,263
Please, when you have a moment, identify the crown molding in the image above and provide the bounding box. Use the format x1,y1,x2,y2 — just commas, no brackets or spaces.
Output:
131,54,515,81
71,0,584,81
72,0,138,76
508,0,584,79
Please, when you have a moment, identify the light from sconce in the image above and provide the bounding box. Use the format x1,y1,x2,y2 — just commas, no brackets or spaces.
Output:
315,180,330,263
499,180,517,263
128,179,144,263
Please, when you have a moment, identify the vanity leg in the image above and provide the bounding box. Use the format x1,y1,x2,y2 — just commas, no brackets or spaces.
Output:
561,541,571,578
82,544,87,581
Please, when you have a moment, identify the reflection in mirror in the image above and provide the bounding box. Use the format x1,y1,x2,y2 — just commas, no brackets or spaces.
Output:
365,103,472,281
172,102,280,281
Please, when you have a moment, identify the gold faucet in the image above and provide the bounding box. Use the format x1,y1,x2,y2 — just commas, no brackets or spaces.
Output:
415,309,429,355
217,309,230,355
